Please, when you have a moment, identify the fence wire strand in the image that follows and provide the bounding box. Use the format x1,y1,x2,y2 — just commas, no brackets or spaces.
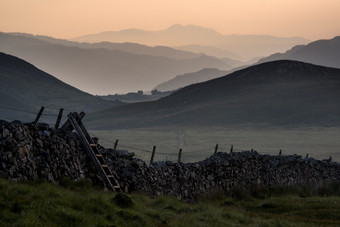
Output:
1,105,287,160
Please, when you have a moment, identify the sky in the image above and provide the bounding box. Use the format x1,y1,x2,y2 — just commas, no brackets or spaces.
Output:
1,0,340,40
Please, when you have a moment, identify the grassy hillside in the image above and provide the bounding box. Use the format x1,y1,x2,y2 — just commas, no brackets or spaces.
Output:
0,52,119,122
86,60,340,129
1,178,339,226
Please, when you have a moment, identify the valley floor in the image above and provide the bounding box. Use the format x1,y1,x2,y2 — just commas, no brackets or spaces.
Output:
90,126,340,163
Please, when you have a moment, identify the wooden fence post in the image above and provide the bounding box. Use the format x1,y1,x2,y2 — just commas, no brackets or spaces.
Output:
214,144,219,154
33,106,45,126
230,145,233,153
55,108,64,129
150,146,156,165
178,148,182,163
114,139,119,150
279,149,282,156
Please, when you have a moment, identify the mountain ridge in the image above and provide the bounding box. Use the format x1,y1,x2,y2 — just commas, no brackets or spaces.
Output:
72,24,310,61
0,32,231,94
86,60,340,129
153,68,229,92
9,32,207,60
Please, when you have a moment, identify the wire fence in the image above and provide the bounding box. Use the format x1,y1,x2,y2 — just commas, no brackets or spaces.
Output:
0,105,69,126
87,130,280,163
1,105,336,163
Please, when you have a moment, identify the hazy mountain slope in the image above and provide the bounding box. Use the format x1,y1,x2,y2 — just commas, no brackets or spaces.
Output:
72,24,310,61
0,52,120,122
0,32,231,94
154,68,228,91
9,32,205,60
258,36,340,68
174,44,241,60
72,24,223,46
86,60,340,129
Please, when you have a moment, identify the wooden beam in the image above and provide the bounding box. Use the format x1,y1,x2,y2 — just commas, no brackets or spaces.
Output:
60,111,85,131
55,108,64,129
33,106,45,126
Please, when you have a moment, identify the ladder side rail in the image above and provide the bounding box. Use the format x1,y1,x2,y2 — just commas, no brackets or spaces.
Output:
61,112,85,131
73,113,97,148
72,113,120,187
67,114,115,191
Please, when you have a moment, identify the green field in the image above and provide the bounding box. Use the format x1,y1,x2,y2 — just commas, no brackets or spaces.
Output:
90,126,340,163
1,178,340,226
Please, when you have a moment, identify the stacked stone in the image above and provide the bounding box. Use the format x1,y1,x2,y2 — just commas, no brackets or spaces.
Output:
1,120,339,202
104,150,340,201
0,120,91,183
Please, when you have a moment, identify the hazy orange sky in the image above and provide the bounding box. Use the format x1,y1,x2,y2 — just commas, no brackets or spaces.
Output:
1,0,339,40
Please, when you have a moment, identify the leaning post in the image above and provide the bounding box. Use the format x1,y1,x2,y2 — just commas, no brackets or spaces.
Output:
114,139,119,150
55,108,64,129
178,148,182,163
150,146,156,165
33,106,45,126
214,144,219,154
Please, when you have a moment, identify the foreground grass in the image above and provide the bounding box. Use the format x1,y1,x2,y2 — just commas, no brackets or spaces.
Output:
1,178,340,226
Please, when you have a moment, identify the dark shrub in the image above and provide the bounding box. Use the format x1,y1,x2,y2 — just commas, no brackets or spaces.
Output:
113,193,134,209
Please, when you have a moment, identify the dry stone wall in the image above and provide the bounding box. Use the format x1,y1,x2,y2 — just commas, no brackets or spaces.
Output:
1,120,339,201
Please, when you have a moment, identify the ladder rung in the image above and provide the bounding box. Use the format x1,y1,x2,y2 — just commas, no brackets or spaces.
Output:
107,175,115,178
90,144,97,147
95,154,103,157
112,185,120,188
102,165,108,168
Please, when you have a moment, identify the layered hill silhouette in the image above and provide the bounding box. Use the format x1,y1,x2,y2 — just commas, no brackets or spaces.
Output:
86,60,340,129
9,32,205,60
174,44,242,61
72,24,310,61
0,32,231,94
258,36,340,69
154,68,228,92
0,52,120,122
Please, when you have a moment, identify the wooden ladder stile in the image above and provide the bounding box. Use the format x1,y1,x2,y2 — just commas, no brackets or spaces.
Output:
67,112,121,192
60,111,86,132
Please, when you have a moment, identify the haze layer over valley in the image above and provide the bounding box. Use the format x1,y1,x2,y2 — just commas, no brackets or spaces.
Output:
72,24,310,61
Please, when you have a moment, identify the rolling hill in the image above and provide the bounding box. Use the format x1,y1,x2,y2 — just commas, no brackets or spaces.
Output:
174,44,242,60
258,36,340,69
72,24,310,61
86,60,340,129
0,32,231,94
0,52,120,122
9,32,205,60
153,68,229,91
